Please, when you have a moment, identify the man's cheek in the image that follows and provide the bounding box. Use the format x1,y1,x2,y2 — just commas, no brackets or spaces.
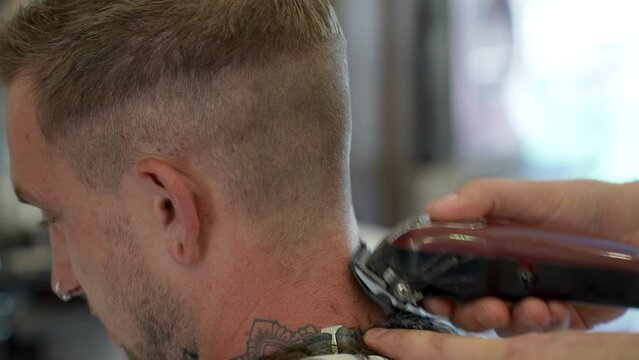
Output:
83,274,131,337
64,217,107,257
63,226,109,296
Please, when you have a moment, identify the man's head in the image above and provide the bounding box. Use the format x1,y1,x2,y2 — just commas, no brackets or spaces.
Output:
1,0,352,358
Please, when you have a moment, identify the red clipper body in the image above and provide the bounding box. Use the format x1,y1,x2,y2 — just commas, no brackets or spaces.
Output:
351,216,639,315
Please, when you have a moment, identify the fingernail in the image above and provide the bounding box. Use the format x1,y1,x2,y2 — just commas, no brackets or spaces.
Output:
428,193,460,211
364,328,389,341
436,193,460,204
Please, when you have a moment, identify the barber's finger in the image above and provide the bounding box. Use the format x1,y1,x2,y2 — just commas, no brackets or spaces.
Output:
427,179,609,237
426,179,562,224
421,297,454,317
425,192,484,221
568,304,627,330
447,297,510,332
497,297,551,337
364,328,506,360
548,301,571,330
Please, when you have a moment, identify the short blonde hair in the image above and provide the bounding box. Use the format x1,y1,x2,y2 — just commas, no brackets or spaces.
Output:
0,0,352,232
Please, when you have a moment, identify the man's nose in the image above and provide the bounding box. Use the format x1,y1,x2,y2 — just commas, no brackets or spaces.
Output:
49,236,83,301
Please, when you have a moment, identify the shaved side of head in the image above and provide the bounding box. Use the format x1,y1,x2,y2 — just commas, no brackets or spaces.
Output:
0,0,352,239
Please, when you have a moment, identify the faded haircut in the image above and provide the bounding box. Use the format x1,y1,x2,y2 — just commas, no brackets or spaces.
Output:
0,0,352,232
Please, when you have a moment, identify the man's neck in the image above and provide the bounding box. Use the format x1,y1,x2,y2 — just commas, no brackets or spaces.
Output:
197,228,385,359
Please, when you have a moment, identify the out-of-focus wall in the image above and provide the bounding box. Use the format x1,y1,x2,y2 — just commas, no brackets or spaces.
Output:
333,0,387,224
1,0,37,240
337,0,639,226
334,0,424,226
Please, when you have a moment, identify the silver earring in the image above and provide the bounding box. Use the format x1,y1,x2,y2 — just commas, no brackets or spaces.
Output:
54,281,72,302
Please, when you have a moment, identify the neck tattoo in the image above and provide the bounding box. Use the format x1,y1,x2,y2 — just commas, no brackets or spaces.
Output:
231,319,375,360
219,312,455,359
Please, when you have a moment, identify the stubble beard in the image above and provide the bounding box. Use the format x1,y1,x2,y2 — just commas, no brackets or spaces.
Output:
102,216,198,360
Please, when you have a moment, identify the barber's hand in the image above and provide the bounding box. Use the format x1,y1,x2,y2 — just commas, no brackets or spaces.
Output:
364,328,639,360
422,179,639,335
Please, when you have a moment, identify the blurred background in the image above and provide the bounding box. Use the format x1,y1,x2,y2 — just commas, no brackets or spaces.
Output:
1,0,639,358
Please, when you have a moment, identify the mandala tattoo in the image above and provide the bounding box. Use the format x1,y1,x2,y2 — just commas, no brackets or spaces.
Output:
231,319,320,360
231,319,378,360
228,312,453,359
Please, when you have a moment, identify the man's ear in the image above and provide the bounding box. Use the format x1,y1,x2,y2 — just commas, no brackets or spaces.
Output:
136,158,200,266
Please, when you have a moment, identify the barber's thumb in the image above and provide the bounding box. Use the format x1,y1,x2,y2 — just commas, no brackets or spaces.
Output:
425,193,480,220
364,328,503,360
364,328,438,360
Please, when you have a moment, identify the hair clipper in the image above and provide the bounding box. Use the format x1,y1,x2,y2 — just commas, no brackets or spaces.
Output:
351,215,639,316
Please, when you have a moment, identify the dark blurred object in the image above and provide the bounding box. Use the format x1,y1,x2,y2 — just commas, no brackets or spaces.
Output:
0,255,13,358
1,244,42,360
0,233,58,360
0,290,14,340
3,337,41,360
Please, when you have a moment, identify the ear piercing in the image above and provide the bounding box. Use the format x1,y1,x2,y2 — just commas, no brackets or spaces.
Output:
54,281,73,302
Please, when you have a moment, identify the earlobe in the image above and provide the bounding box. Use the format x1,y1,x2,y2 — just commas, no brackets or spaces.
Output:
137,158,201,266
